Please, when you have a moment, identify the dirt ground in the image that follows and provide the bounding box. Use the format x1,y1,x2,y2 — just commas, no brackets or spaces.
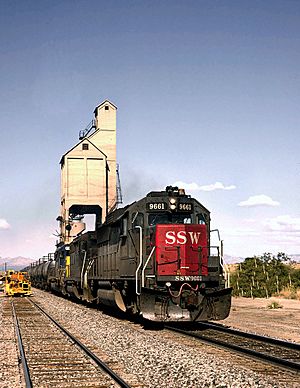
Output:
219,296,300,343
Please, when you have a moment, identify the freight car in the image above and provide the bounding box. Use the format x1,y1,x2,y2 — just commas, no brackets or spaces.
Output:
28,186,231,322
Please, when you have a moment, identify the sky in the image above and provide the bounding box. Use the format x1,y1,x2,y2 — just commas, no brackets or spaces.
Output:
0,0,300,260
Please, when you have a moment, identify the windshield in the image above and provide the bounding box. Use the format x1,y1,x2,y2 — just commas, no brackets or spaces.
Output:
148,213,192,226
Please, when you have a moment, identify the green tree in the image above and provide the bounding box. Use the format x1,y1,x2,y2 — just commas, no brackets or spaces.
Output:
231,253,293,298
291,269,300,288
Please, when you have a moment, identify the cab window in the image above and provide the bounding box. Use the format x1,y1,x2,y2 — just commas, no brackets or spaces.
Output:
148,213,192,226
197,213,207,225
132,212,144,228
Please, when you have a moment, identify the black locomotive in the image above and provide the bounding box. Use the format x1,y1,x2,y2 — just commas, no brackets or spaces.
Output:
28,186,231,322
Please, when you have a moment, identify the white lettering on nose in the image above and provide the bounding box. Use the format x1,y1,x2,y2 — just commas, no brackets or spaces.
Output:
188,232,201,244
165,231,188,245
165,231,201,245
176,231,187,244
165,231,176,244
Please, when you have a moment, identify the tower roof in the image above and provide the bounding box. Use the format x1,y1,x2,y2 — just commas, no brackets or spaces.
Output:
59,137,107,166
94,99,117,113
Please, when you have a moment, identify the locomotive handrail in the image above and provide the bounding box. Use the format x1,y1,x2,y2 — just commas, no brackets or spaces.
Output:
80,250,87,289
135,226,143,295
210,229,221,240
210,242,230,287
141,246,155,288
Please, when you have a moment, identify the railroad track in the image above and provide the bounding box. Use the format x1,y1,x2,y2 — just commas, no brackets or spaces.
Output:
11,297,132,388
165,321,300,373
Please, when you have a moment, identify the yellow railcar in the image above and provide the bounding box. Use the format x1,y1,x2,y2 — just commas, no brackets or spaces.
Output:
3,270,32,296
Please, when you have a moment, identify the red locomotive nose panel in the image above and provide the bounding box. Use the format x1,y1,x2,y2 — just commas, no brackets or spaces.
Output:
155,224,208,276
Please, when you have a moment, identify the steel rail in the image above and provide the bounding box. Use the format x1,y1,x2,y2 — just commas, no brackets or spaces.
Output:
29,299,131,388
197,321,300,350
11,300,33,388
165,325,300,372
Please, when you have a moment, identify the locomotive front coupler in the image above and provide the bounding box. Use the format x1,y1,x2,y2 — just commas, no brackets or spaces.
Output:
165,282,203,310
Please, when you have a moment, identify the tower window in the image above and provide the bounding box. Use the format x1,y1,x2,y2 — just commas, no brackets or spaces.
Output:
82,143,89,150
105,105,109,110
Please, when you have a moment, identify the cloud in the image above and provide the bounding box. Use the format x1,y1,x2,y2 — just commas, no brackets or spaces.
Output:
224,228,260,237
264,215,300,233
173,181,236,192
238,195,280,207
0,218,10,230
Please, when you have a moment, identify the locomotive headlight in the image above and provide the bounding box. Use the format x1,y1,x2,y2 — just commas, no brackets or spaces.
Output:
169,197,177,210
166,282,171,288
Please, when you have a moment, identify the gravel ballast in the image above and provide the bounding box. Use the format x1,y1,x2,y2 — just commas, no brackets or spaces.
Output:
0,296,23,388
24,289,298,388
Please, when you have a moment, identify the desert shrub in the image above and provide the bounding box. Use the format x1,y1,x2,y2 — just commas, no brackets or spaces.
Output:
267,301,282,309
